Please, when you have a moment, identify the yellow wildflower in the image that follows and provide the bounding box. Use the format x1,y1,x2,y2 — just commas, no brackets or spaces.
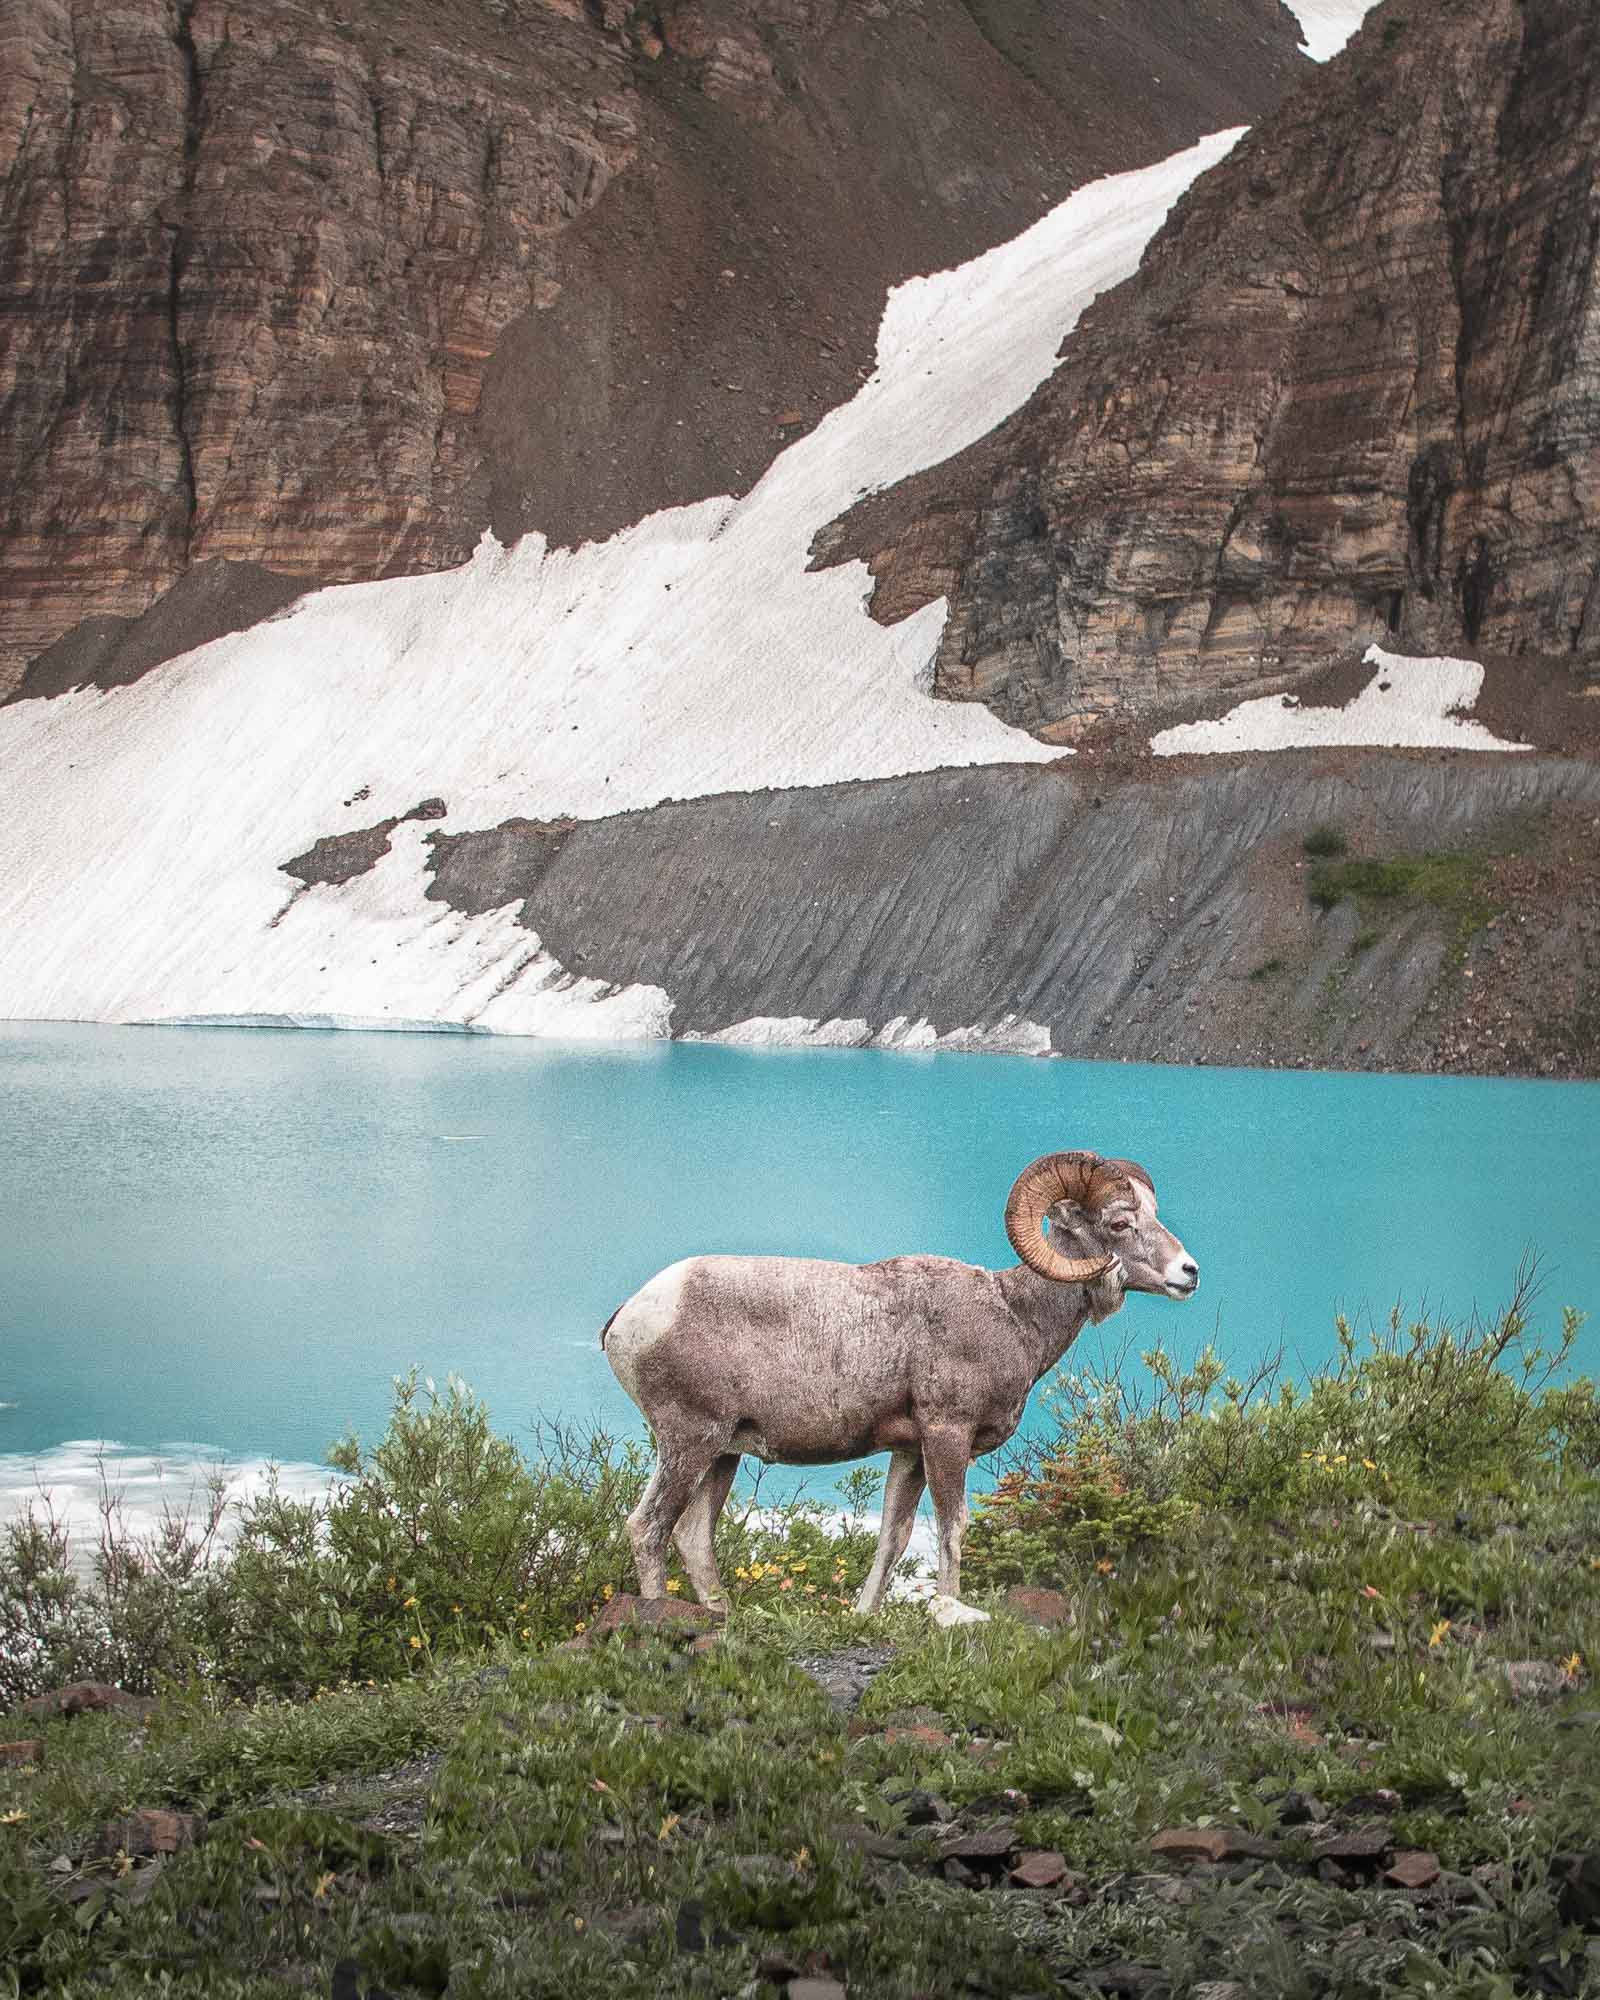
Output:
805,1584,817,1595
575,1621,587,1634
451,1604,462,1615
386,1576,397,1592
520,1627,531,1640
1,1810,27,1826
313,1871,336,1901
409,1636,422,1650
1096,1559,1115,1576
1563,1652,1583,1678
602,1585,614,1601
403,1595,418,1609
665,1579,683,1595
1362,1459,1377,1471
1428,1619,1451,1648
1332,1454,1348,1465
735,1567,750,1582
791,1560,807,1573
658,1813,679,1842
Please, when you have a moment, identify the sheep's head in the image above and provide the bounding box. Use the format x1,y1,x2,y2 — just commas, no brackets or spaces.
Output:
1004,1152,1198,1301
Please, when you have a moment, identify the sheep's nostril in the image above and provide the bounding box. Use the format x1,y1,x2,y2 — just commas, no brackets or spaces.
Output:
1181,1260,1198,1279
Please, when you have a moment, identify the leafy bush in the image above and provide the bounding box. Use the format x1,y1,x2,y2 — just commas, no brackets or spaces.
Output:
0,1378,903,1705
1302,824,1349,858
964,1440,1194,1589
1034,1263,1587,1517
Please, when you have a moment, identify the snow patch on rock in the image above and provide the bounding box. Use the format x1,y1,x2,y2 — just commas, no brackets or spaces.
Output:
1283,0,1378,62
1150,647,1531,757
0,131,1242,1033
688,1012,1053,1056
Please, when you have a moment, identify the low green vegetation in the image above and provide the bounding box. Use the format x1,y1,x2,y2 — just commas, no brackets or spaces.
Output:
1307,851,1490,930
3,1280,1598,1997
1247,957,1285,982
1301,826,1349,860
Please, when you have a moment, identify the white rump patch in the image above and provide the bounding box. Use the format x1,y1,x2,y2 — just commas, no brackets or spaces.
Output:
1150,647,1531,757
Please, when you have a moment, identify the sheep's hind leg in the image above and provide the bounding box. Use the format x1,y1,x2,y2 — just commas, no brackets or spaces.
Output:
854,1449,925,1615
921,1426,990,1625
673,1452,740,1607
627,1438,721,1598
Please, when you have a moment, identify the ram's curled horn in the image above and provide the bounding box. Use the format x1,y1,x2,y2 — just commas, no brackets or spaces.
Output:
1003,1151,1131,1283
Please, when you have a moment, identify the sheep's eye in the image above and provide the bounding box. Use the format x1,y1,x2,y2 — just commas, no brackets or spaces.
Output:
1108,1218,1133,1234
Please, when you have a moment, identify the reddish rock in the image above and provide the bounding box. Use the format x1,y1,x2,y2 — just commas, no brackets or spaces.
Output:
1150,1827,1274,1863
882,1725,952,1752
1255,1700,1324,1748
1010,1849,1072,1889
0,1741,44,1768
588,1593,726,1640
938,1823,1017,1863
1386,1850,1442,1889
20,1682,153,1723
1315,1825,1392,1864
832,0,1600,738
93,1808,204,1858
0,0,1306,696
1002,1586,1073,1630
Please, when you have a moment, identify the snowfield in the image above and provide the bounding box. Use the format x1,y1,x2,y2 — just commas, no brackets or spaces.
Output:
1284,0,1378,61
0,130,1242,1035
1150,647,1531,757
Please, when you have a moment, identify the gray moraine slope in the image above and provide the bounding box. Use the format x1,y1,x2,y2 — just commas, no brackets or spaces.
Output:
416,752,1600,1075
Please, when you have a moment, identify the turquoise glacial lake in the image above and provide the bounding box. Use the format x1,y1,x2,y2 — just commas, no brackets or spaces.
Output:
2,1023,1597,1518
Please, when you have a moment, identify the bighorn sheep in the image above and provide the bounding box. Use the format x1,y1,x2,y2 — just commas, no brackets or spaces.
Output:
602,1151,1197,1620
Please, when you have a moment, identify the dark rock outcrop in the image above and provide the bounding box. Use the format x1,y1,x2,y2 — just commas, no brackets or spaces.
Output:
826,0,1600,738
0,0,1308,696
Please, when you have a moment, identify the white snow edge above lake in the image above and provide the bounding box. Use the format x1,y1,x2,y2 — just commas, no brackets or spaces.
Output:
0,1439,944,1573
0,1441,340,1569
689,1014,1054,1056
1284,0,1377,62
1149,648,1532,756
0,129,1243,1034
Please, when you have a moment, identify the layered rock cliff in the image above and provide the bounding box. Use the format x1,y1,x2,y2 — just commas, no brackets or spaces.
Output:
0,0,1308,695
826,0,1600,739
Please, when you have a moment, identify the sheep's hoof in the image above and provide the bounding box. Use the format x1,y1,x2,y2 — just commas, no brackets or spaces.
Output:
927,1593,991,1629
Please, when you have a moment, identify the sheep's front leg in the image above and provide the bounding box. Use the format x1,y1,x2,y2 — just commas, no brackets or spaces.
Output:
920,1427,989,1622
854,1449,925,1615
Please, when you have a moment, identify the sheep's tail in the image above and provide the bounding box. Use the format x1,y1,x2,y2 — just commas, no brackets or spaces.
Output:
598,1306,621,1351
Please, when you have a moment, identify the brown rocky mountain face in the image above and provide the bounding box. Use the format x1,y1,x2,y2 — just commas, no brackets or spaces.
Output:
824,0,1600,741
0,0,1309,698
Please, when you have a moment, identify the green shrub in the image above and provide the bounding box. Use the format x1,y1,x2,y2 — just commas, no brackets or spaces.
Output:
1302,824,1348,858
0,1378,905,1705
1248,956,1285,981
964,1440,1194,1589
1029,1262,1588,1523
